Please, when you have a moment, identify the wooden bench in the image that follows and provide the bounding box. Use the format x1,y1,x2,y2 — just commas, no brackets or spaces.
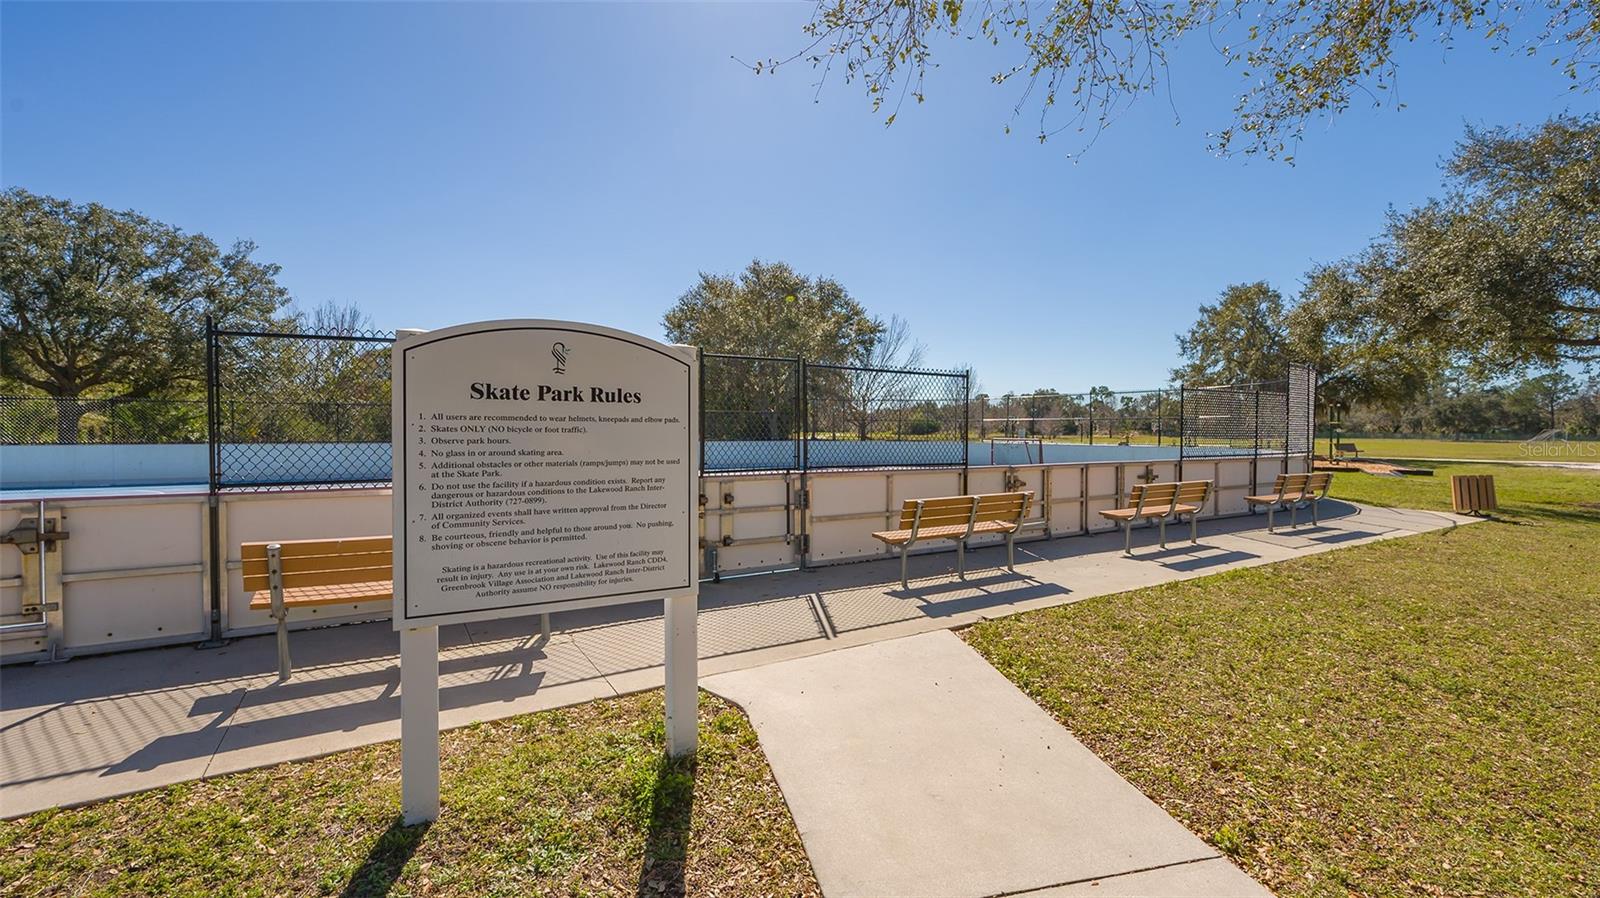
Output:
1335,441,1361,460
1245,472,1334,530
871,492,1032,590
1296,471,1334,525
242,535,555,680
1245,473,1306,531
242,536,394,680
1098,480,1213,554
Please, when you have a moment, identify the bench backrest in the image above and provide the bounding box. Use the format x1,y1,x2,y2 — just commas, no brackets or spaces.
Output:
1268,473,1312,500
241,536,394,593
898,496,976,530
1129,480,1212,514
974,491,1030,524
898,492,1031,531
1303,471,1333,496
1128,482,1180,514
1335,442,1359,451
1175,480,1212,507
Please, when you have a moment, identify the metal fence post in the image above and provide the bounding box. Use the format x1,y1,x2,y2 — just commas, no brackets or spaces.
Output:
962,369,971,494
1252,390,1261,490
1310,366,1320,472
697,353,706,475
1285,367,1294,476
1177,384,1186,481
200,316,226,648
796,359,809,569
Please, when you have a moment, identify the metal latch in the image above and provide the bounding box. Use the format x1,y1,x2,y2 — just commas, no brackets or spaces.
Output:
1,517,70,555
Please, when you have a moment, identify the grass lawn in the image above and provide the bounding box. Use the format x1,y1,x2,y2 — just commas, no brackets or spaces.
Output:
1330,436,1600,462
965,461,1600,897
0,692,818,898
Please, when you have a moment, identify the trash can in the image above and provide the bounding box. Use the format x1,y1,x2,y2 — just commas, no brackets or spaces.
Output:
1450,474,1497,516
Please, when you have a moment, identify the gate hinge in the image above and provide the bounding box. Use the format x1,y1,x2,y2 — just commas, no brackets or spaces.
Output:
797,489,810,510
2,518,70,555
21,602,61,614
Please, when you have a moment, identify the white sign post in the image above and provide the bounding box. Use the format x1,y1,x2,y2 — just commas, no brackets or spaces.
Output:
392,320,700,824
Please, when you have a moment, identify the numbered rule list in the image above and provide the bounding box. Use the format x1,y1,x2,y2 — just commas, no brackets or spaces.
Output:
399,328,693,621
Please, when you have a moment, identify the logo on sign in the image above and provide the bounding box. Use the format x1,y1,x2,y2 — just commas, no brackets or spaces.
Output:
552,342,568,374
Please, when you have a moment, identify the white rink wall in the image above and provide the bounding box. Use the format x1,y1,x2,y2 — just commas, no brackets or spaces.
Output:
1,454,1308,663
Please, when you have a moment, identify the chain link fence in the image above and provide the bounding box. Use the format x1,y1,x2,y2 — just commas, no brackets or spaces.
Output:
6,326,1313,486
700,357,971,471
976,388,1180,445
1176,363,1317,463
209,325,395,489
0,395,207,445
701,354,803,472
802,363,970,469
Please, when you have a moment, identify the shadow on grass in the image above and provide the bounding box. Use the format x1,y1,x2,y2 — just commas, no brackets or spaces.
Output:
341,817,431,898
635,751,696,898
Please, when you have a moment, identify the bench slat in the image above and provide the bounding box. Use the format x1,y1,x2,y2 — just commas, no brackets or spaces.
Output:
240,536,392,560
245,563,395,592
898,497,976,528
974,495,1028,522
241,550,393,579
248,580,393,611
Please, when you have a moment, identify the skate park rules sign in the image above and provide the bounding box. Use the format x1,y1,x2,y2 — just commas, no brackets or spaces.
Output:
392,320,699,629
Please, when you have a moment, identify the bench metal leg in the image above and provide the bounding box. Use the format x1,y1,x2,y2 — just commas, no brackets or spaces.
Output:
1266,505,1275,532
1123,521,1132,555
1158,516,1168,549
899,544,910,590
1190,513,1199,544
539,612,551,639
1311,497,1320,525
266,543,291,681
956,540,966,580
1006,532,1016,572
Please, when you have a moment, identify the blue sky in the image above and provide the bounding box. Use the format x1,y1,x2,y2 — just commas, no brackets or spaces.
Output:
2,2,1588,392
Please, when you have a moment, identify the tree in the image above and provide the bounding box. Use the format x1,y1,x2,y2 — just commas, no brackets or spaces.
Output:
842,314,930,439
1298,116,1600,378
1512,371,1578,433
663,259,881,362
1020,388,1059,436
763,1,1598,158
1286,266,1438,413
0,189,290,441
1173,282,1289,386
666,260,889,441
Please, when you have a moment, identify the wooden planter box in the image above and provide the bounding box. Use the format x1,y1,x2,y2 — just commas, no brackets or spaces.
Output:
1450,474,1497,515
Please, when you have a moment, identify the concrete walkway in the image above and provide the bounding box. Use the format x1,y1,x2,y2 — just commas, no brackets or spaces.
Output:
1,500,1475,818
705,631,1272,898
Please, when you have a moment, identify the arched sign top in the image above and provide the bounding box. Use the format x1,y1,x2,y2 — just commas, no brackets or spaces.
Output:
392,319,700,630
398,318,694,369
